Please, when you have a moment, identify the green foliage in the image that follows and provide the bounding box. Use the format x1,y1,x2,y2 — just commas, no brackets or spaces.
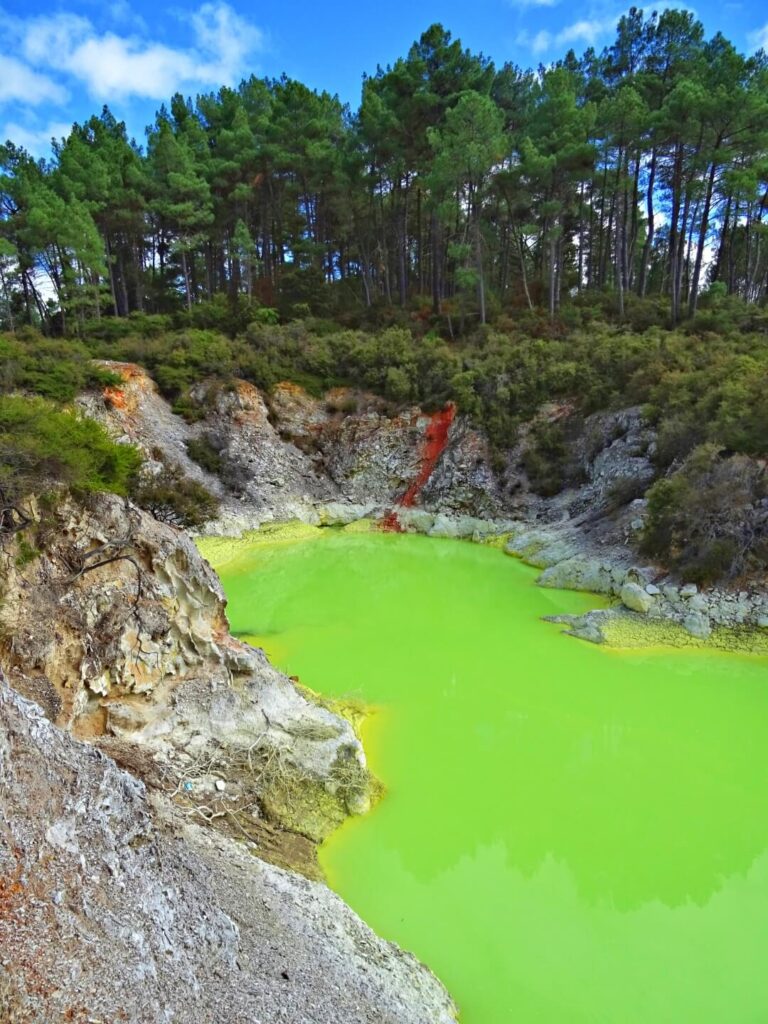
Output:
1,15,766,334
0,396,141,504
14,538,39,568
130,462,220,529
605,474,650,510
522,418,586,497
186,435,223,475
252,307,280,326
77,309,768,468
0,330,121,402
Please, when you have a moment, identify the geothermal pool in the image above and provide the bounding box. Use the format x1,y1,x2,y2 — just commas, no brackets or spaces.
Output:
201,526,768,1023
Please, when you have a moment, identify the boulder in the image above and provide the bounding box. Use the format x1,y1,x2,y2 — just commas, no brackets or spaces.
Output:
620,582,654,614
683,611,712,639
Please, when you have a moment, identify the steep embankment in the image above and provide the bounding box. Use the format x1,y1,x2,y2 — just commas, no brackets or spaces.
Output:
0,492,457,1020
0,493,371,855
0,680,456,1024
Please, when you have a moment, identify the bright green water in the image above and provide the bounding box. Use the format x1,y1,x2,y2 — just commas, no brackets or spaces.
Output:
204,528,768,1024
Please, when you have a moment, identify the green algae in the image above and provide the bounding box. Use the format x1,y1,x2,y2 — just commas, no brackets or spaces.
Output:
205,527,768,1024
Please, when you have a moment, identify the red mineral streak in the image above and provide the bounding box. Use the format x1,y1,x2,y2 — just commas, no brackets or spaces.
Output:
379,403,456,532
379,509,405,533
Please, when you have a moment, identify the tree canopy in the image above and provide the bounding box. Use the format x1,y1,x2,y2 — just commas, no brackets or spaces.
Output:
1,13,767,332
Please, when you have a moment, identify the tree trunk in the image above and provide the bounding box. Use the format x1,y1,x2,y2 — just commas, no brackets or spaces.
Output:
181,250,192,311
638,148,657,297
688,157,718,315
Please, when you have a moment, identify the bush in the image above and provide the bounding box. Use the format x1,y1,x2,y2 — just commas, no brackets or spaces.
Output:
605,473,650,509
131,462,219,529
0,396,142,508
77,314,768,481
186,435,223,475
642,445,767,582
0,331,121,402
522,417,586,497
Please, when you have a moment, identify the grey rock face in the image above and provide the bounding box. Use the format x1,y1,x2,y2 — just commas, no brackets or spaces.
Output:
0,682,457,1024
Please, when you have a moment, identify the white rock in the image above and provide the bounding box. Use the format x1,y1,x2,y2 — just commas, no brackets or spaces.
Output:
620,582,654,614
680,583,698,598
683,611,711,639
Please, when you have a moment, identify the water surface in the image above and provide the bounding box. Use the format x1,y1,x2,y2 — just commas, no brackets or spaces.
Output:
204,528,768,1023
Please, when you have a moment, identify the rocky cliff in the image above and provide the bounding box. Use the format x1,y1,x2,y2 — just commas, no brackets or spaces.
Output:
0,680,456,1024
0,490,458,1020
0,492,377,855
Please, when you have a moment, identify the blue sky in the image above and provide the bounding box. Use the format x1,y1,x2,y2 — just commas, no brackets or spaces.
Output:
1,0,766,156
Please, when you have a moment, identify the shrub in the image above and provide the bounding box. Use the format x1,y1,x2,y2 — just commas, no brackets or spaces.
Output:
0,396,142,508
186,435,223,475
642,445,767,582
325,394,358,415
0,331,121,403
130,462,219,530
605,474,650,509
522,417,586,497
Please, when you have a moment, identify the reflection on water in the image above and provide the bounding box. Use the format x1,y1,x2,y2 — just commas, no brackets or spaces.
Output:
207,529,768,1024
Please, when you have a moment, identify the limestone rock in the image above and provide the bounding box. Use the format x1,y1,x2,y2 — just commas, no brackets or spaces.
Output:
536,556,625,596
620,582,654,614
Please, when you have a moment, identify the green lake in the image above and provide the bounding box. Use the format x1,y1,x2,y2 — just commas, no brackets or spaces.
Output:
202,526,768,1023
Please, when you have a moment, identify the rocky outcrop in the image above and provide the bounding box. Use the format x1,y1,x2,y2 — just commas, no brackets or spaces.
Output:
0,494,372,850
0,681,457,1024
82,365,509,530
83,363,768,648
502,522,768,650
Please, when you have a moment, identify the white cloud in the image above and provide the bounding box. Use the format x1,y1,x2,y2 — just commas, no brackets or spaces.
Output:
191,2,265,75
518,12,624,57
21,12,92,67
508,0,560,8
532,31,554,55
0,54,67,106
55,35,207,101
558,17,613,47
1,3,265,107
748,23,768,51
0,119,72,155
109,0,148,31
